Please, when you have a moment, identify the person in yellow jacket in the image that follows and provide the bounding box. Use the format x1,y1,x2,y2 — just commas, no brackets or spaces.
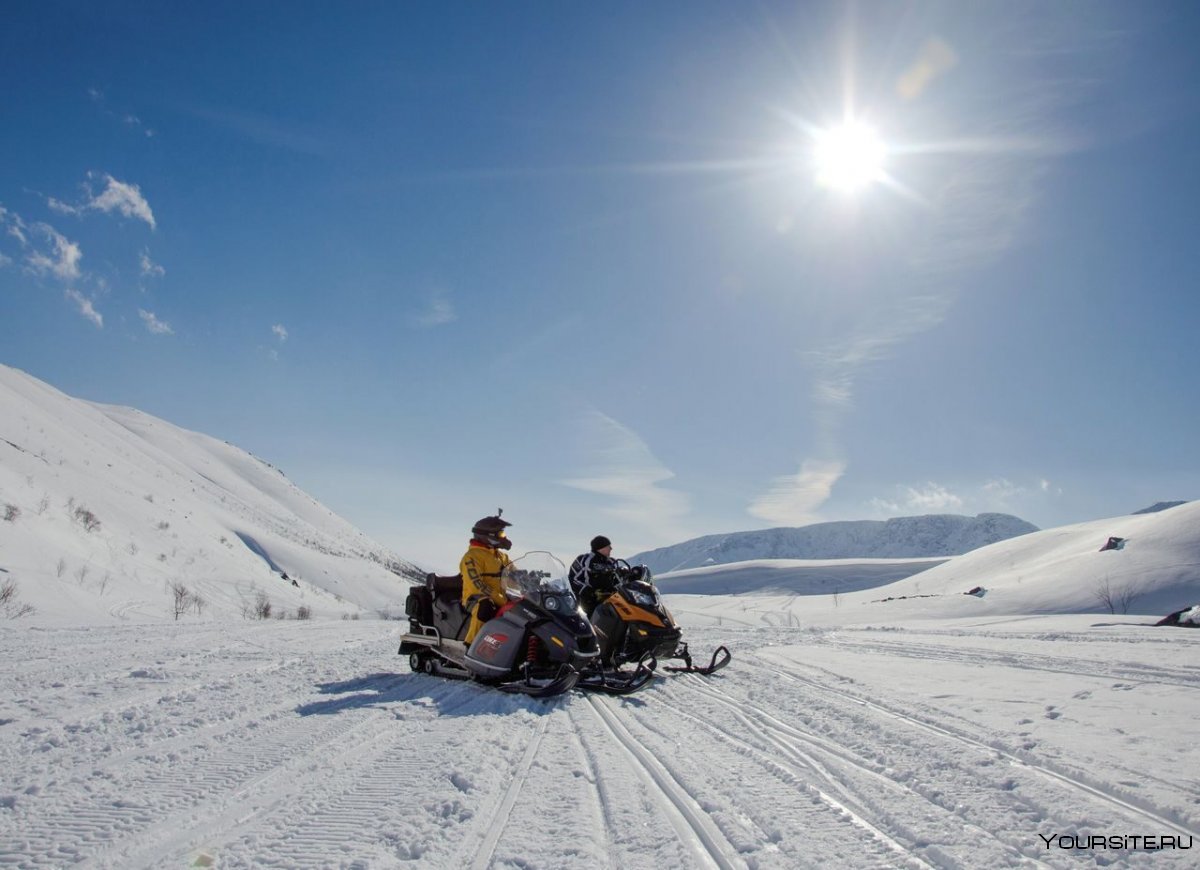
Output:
460,512,513,644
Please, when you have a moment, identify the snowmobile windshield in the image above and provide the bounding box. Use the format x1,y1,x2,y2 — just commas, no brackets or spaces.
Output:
501,551,576,611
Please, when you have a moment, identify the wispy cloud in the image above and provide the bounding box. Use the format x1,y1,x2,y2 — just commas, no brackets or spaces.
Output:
871,477,1061,517
271,324,288,342
46,173,157,229
88,87,155,137
65,289,103,328
748,459,846,526
413,290,456,328
184,102,328,156
26,223,83,281
140,250,165,279
560,410,689,536
138,308,173,335
86,174,156,229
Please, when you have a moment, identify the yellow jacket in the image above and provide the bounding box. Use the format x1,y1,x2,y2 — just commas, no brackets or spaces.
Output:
460,543,511,642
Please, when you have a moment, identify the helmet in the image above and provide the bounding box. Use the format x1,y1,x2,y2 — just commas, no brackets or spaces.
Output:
471,512,512,550
625,565,652,585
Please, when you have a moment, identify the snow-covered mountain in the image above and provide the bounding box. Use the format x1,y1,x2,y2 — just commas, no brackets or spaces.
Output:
630,512,1038,575
658,500,1200,618
0,364,424,623
1134,500,1190,514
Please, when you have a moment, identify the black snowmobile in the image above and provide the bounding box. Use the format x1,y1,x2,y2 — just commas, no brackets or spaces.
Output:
589,560,731,676
399,552,654,697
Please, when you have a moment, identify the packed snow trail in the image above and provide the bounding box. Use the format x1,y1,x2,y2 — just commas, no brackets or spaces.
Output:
1,617,1197,868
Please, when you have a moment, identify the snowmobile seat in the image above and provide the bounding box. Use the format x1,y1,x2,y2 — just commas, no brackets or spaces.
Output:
427,572,464,600
421,573,470,641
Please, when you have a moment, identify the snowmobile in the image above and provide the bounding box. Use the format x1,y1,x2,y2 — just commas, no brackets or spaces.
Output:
398,552,655,698
589,560,731,676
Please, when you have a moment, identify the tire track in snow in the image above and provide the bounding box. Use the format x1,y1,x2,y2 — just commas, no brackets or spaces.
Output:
822,636,1200,691
178,680,491,869
3,639,393,799
752,651,1200,843
3,672,468,869
586,693,743,870
463,710,551,870
661,675,1042,870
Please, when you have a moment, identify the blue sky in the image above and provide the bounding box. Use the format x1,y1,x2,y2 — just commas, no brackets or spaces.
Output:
3,1,1199,569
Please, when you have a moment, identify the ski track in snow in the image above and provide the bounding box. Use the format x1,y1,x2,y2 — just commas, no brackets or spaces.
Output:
2,619,1198,869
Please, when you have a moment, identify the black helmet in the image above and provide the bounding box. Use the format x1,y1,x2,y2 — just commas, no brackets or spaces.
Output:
472,511,512,550
590,535,612,553
626,565,652,585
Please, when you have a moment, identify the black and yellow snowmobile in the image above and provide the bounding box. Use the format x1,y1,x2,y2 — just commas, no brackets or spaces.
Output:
589,561,731,676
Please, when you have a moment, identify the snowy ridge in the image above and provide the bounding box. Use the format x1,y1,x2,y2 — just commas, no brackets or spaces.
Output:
0,364,422,623
661,500,1200,622
631,512,1038,574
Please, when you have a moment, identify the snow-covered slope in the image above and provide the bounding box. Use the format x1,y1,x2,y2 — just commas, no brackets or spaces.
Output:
660,500,1200,620
631,512,1038,574
0,364,423,623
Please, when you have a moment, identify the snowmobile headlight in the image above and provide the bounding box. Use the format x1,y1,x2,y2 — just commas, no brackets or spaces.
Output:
543,595,561,611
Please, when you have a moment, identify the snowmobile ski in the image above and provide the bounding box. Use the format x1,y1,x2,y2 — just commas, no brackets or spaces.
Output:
663,643,731,676
576,653,658,695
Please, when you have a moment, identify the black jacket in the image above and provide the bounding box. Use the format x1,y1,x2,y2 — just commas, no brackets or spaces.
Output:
569,552,619,599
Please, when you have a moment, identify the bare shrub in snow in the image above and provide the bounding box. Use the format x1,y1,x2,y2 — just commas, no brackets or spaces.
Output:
36,495,50,515
296,606,311,620
1,578,35,619
254,591,272,620
170,582,193,621
73,505,101,532
1094,577,1144,614
3,504,19,522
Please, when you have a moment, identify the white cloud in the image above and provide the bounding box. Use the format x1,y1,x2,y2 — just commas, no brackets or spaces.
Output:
47,197,82,216
902,482,964,512
86,174,156,229
27,224,82,281
0,252,10,268
140,251,165,279
271,324,288,342
414,290,456,328
870,482,966,515
138,309,173,335
560,410,689,536
3,209,28,245
65,289,103,328
748,458,846,526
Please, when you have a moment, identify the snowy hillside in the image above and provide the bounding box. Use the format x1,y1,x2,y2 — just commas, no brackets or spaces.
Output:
661,500,1200,623
0,364,423,623
631,512,1038,574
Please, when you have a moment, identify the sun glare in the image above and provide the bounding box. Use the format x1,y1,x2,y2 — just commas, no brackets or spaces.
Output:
812,121,886,193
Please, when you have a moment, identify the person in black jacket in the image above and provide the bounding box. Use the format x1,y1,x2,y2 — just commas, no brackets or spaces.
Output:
569,535,619,616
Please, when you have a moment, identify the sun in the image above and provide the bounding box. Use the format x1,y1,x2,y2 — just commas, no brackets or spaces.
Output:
812,121,886,193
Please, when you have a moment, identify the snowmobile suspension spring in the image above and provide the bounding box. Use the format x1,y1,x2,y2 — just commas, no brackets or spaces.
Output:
526,636,539,663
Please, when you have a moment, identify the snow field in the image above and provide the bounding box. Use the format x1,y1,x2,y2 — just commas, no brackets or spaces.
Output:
2,612,1197,869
